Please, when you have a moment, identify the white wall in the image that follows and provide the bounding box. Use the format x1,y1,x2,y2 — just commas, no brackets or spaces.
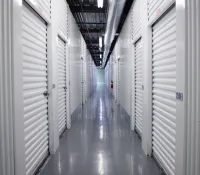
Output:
106,8,133,113
118,11,134,116
107,0,188,175
0,0,95,174
68,10,82,114
85,51,93,100
0,1,15,175
185,1,200,175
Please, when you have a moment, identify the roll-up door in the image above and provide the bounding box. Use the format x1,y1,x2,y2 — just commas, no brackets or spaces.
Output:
134,38,143,136
152,7,176,175
147,0,165,21
35,0,51,19
57,36,67,135
59,0,68,37
22,4,49,175
132,0,141,41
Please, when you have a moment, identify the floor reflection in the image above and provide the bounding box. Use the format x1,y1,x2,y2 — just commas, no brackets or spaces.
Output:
40,85,162,175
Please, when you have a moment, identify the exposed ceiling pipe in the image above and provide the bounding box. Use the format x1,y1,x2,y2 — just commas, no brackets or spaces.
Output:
103,0,126,62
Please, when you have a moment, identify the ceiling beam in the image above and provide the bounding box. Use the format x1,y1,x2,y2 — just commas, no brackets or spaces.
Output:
91,51,103,53
90,50,101,52
70,6,106,13
80,28,104,33
94,58,103,60
78,22,106,25
87,43,99,46
88,45,99,47
86,39,99,43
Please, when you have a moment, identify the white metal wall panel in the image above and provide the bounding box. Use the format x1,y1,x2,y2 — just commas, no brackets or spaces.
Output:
134,39,143,136
113,61,117,99
116,9,133,115
152,8,176,175
132,0,141,41
81,58,84,104
57,37,67,135
0,1,15,174
22,4,49,175
117,60,121,103
68,10,82,114
186,1,200,175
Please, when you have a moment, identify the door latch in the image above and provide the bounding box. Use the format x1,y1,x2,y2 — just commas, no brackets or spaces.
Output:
43,91,50,97
176,92,183,101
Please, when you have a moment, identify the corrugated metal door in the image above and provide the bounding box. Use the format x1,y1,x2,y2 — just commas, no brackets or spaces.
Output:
147,0,165,21
134,39,143,136
132,0,141,41
22,4,49,175
57,36,67,135
35,0,51,19
152,7,176,175
59,0,68,37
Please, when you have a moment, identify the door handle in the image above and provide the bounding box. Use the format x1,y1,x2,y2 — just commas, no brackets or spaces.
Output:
43,91,50,97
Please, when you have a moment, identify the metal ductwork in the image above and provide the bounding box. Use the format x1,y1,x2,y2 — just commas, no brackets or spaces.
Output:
103,0,126,62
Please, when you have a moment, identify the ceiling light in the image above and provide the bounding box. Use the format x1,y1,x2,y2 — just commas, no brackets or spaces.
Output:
98,0,103,8
100,54,102,59
99,37,103,48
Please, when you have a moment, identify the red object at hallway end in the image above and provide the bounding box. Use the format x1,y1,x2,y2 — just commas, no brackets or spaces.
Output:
111,81,113,89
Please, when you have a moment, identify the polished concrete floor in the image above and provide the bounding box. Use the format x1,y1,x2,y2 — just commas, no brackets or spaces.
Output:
40,85,162,175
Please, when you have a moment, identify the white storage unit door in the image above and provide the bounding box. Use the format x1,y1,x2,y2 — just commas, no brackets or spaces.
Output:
57,37,67,135
22,4,49,175
152,7,176,175
134,38,143,136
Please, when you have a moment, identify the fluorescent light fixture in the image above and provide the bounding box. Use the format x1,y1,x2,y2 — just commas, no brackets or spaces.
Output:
100,54,102,59
99,37,102,48
97,0,103,8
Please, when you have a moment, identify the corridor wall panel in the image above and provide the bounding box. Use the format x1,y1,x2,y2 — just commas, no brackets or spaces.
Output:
0,1,15,174
185,0,200,175
85,50,93,100
117,8,133,116
113,59,117,100
151,7,176,175
68,10,82,114
81,38,88,104
22,4,49,174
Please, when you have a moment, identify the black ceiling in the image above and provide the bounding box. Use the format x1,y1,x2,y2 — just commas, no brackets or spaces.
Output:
66,0,108,66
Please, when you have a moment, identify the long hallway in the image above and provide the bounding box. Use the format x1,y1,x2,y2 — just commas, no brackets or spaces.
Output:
40,85,162,175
